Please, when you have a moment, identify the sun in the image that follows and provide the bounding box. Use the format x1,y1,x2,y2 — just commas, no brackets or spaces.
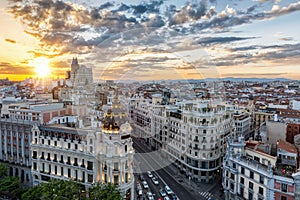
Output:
29,57,51,77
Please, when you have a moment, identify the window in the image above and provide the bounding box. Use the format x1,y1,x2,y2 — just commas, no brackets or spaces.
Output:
230,173,235,180
89,138,93,144
114,162,119,171
54,154,57,162
259,187,264,195
68,168,71,178
75,144,78,150
281,196,287,200
54,141,57,146
61,167,64,176
260,176,264,184
248,192,253,200
195,151,198,156
114,175,119,185
249,181,253,190
281,183,287,192
240,177,244,184
87,161,93,170
250,171,254,179
33,162,37,170
88,174,93,183
240,187,244,197
33,151,37,159
241,167,245,174
68,143,71,149
230,183,234,191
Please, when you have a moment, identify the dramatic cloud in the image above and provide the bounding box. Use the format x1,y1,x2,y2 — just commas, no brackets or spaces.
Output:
4,39,16,44
5,0,300,79
0,62,34,74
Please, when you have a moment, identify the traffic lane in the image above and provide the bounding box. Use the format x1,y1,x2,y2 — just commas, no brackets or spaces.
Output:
135,156,162,199
133,141,198,200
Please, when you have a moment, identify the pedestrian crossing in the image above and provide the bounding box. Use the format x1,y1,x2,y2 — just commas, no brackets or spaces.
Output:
199,191,213,200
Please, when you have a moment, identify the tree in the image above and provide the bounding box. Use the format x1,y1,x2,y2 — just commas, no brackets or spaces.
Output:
88,183,122,200
21,185,44,200
22,179,82,200
0,164,23,199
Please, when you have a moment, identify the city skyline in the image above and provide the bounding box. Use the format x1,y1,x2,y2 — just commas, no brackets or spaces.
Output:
1,0,300,81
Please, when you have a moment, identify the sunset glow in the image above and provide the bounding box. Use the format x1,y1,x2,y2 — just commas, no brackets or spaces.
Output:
29,57,51,78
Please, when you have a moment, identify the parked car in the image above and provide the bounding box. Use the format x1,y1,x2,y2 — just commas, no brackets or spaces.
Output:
152,176,159,185
170,193,179,200
147,171,153,178
136,182,143,196
163,197,170,200
159,188,167,197
165,185,173,195
142,181,149,189
147,192,154,200
139,174,145,181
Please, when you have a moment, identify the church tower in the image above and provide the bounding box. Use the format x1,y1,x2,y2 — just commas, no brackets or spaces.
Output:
70,57,79,83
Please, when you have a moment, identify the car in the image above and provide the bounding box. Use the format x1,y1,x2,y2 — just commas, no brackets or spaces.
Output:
147,171,153,178
136,182,143,196
139,174,145,181
170,193,179,200
142,181,149,189
147,191,154,200
152,176,159,185
163,197,170,200
159,188,167,197
165,185,173,195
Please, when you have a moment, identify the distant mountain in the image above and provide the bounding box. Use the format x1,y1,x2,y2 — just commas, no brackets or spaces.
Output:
220,77,291,82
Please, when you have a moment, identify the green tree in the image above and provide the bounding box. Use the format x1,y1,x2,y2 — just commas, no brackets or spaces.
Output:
88,183,122,200
0,164,23,199
21,185,44,200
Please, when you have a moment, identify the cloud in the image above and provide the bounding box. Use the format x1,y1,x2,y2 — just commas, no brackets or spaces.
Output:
4,39,16,44
196,36,255,45
0,62,34,75
6,0,300,80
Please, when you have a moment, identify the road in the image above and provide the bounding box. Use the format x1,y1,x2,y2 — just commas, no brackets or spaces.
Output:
132,137,205,200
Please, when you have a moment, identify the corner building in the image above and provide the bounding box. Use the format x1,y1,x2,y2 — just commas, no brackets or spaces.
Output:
31,110,135,199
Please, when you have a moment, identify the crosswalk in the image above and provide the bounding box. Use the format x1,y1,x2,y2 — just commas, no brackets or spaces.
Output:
199,191,214,200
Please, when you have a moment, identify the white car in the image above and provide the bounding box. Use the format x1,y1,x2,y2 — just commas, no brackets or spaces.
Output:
164,197,170,200
142,181,149,189
159,188,167,197
147,171,153,178
152,176,159,185
147,192,154,200
165,185,173,195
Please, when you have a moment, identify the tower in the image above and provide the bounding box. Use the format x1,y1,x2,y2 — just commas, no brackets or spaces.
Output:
70,57,79,82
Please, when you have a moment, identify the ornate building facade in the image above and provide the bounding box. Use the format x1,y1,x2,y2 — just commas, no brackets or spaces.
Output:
31,97,135,199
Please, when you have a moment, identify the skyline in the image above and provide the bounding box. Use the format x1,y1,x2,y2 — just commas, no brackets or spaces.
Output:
0,0,300,81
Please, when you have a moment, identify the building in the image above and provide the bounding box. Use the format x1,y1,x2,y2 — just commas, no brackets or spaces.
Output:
234,112,251,140
286,123,300,144
31,98,135,199
0,102,67,187
129,92,234,183
222,136,298,200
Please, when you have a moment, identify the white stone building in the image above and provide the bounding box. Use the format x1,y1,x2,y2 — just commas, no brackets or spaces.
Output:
31,108,135,199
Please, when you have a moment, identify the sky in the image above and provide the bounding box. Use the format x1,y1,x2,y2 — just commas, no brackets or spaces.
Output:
0,0,300,81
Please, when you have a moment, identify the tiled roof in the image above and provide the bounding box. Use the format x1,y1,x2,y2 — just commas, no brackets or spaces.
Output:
277,139,298,154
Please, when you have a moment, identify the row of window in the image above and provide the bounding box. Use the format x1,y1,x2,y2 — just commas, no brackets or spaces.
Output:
33,151,93,170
